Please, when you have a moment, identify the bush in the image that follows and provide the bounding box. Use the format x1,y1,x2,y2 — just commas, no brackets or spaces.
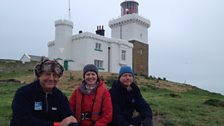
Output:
168,93,181,98
204,99,224,107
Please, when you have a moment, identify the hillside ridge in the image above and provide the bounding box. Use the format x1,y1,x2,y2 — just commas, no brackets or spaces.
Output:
13,71,196,93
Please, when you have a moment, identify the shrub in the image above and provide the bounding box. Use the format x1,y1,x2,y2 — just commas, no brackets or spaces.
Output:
169,93,181,98
204,99,224,107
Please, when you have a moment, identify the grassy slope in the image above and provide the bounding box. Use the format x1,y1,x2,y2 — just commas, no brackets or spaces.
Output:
0,71,224,126
142,86,224,126
0,83,24,126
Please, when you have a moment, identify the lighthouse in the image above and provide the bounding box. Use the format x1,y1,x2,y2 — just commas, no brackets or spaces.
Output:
109,0,150,76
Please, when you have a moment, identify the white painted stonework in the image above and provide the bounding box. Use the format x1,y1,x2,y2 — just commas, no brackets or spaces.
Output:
109,14,150,44
20,54,31,64
48,1,150,74
48,20,133,73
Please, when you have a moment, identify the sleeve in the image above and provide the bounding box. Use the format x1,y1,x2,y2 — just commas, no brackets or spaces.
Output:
11,88,54,126
109,89,130,126
134,86,153,121
94,90,113,126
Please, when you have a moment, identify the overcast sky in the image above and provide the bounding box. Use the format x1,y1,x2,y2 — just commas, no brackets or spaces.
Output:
0,0,224,94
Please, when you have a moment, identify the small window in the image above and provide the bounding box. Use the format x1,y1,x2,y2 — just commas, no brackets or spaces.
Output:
95,43,102,51
94,60,103,69
121,50,126,61
140,33,143,38
139,49,143,55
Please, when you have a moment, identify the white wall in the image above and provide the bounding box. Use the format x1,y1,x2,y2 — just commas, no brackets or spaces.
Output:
109,14,150,44
70,33,133,73
122,23,148,43
71,38,89,70
54,20,73,60
110,42,120,73
20,54,30,63
48,26,133,73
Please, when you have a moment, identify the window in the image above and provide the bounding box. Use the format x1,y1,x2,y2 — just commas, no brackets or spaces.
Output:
121,50,126,61
95,43,102,51
139,48,143,55
140,33,143,38
94,60,103,69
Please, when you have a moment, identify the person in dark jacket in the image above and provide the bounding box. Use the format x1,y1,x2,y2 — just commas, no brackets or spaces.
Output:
10,58,78,126
109,65,153,126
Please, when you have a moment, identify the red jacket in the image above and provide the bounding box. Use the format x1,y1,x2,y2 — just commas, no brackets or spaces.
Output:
70,80,112,126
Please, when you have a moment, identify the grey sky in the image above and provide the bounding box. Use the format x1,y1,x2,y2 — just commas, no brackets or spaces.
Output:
0,0,224,94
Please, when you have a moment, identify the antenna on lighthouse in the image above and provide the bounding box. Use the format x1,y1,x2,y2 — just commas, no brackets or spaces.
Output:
68,0,71,20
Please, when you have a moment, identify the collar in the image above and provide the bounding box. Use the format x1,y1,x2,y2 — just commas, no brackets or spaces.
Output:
34,80,57,96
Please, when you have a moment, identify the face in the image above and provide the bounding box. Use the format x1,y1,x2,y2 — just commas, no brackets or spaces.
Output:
119,73,133,87
84,71,98,85
39,72,59,93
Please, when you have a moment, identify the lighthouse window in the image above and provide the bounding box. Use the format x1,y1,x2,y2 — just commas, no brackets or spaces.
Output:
95,43,102,52
121,50,126,61
139,48,143,55
94,60,103,69
140,33,143,38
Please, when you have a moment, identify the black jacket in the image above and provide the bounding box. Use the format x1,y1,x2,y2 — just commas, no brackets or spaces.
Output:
109,80,153,126
10,80,72,126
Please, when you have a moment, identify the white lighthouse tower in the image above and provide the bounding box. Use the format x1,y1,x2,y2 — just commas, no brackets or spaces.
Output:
48,20,73,70
109,0,150,75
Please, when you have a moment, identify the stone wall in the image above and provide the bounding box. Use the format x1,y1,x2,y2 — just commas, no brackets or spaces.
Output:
0,60,38,72
129,40,149,76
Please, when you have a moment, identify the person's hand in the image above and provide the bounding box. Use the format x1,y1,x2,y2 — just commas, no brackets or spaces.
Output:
60,116,77,126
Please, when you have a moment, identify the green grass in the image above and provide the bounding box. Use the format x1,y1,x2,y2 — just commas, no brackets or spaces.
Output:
1,72,224,126
0,82,24,126
141,86,224,126
0,70,33,80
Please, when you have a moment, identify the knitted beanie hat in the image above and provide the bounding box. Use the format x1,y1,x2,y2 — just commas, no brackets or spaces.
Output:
83,64,98,78
119,65,134,78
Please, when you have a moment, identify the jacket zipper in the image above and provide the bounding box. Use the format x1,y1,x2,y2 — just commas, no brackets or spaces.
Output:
45,94,48,112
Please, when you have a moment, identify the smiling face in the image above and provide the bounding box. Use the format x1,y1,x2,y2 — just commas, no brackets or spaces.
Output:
84,71,98,86
39,71,59,93
119,73,133,87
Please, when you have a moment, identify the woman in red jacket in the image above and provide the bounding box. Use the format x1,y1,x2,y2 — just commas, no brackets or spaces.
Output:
69,64,112,126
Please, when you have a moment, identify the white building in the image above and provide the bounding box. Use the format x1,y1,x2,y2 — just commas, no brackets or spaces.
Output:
48,0,150,75
20,54,45,64
48,20,133,73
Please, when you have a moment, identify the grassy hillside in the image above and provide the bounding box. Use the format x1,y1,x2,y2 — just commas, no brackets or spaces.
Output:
0,70,224,126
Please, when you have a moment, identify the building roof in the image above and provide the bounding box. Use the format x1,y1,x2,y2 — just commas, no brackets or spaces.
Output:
109,13,150,28
72,32,133,48
28,55,45,62
20,53,46,62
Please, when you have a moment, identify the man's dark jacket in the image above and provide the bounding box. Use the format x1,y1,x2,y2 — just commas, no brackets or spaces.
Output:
10,80,72,126
109,80,153,126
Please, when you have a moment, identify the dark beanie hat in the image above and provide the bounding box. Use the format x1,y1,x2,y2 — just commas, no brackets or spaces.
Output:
83,64,98,78
119,65,134,78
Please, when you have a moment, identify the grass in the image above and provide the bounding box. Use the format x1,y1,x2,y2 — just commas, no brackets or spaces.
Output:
0,82,24,126
0,70,33,80
0,71,224,126
141,85,224,126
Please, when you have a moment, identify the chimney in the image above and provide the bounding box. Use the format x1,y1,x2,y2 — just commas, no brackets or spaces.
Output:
95,25,105,36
